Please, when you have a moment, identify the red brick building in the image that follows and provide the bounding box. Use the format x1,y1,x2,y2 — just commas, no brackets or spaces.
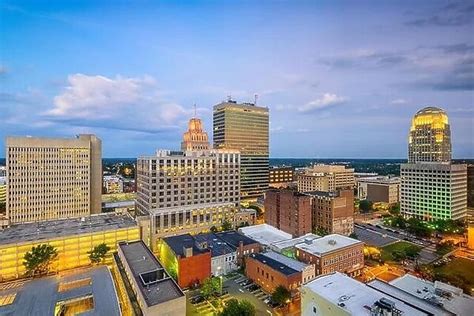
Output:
246,253,302,295
264,189,312,237
215,230,261,264
160,234,211,288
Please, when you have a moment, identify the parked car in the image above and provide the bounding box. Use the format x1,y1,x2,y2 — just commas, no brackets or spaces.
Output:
191,295,204,304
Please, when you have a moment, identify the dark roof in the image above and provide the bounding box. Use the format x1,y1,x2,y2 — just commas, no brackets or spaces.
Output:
163,234,209,257
248,253,299,276
118,241,184,306
303,190,338,198
215,231,259,248
194,233,235,257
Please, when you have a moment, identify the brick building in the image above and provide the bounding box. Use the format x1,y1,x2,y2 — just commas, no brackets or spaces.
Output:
215,230,261,264
295,234,364,277
264,189,312,237
158,234,211,288
245,253,303,295
306,190,354,236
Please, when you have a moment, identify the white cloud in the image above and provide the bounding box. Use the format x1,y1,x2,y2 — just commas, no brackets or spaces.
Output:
298,93,347,112
44,74,188,132
391,98,408,104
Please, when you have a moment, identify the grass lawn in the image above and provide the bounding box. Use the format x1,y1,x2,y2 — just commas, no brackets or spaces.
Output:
434,258,474,293
380,241,421,262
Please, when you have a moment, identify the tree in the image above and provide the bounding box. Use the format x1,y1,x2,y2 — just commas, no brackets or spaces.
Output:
210,226,218,233
405,245,421,259
220,299,256,316
23,244,58,277
349,232,358,240
271,285,291,306
359,200,373,213
88,243,111,264
407,218,432,238
389,203,400,216
221,219,233,231
200,277,220,299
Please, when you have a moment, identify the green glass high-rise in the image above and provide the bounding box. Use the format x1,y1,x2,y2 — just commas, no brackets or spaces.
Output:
213,100,269,200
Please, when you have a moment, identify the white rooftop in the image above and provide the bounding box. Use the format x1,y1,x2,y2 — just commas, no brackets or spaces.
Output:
295,234,362,256
302,272,428,316
270,233,320,253
262,251,310,272
389,274,474,316
238,224,292,246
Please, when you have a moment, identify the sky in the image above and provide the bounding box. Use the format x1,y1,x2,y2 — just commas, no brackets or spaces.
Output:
1,0,473,158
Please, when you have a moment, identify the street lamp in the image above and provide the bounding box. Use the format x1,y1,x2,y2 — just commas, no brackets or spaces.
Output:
220,275,223,296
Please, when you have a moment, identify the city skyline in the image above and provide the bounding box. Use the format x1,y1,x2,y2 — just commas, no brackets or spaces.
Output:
1,0,473,158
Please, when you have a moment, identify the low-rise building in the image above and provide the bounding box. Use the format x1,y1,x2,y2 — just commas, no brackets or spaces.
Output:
269,166,295,188
306,190,354,236
238,223,292,248
384,274,474,316
0,213,139,281
264,189,312,237
245,252,303,295
302,272,447,316
269,233,320,258
234,208,257,227
158,234,211,288
295,234,364,277
194,233,238,276
214,230,261,264
298,164,355,193
103,175,124,194
117,241,186,316
263,251,316,284
357,176,400,204
0,266,121,316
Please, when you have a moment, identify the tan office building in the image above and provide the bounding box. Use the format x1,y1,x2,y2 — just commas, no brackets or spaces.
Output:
6,134,102,224
297,165,354,193
213,100,269,200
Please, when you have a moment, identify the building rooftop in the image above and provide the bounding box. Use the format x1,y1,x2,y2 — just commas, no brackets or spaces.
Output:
163,234,209,257
303,272,429,316
0,212,137,246
295,234,362,256
238,224,292,246
149,201,235,215
357,176,400,185
0,266,120,316
261,251,310,272
388,274,473,316
194,233,235,257
214,230,259,248
118,241,184,306
248,253,299,276
304,190,339,198
270,233,320,253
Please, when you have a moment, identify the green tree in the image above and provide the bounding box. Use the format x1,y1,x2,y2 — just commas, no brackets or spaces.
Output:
405,245,421,259
210,226,218,233
23,244,58,277
359,200,373,213
349,232,358,240
220,299,256,316
221,219,233,231
271,285,291,306
88,243,111,264
389,203,400,216
407,218,432,238
200,277,220,299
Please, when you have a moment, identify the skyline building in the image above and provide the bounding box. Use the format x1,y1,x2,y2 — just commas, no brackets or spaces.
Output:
181,115,210,151
213,99,269,200
401,107,467,221
408,107,452,163
6,134,102,224
297,164,355,193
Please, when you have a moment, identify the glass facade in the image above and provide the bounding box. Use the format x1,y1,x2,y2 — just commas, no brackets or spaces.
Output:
213,101,269,199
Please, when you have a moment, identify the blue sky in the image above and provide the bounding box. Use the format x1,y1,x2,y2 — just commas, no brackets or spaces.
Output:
1,0,473,158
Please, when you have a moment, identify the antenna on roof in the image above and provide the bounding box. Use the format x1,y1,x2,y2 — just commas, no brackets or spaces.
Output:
254,94,258,106
227,94,232,102
193,103,197,118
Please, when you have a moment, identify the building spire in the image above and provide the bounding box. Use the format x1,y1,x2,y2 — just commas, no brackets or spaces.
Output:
193,103,197,118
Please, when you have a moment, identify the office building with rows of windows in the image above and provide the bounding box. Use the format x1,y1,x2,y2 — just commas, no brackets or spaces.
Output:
213,100,269,200
6,134,102,224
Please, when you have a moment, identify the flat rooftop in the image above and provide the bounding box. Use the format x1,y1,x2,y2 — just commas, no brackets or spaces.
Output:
357,176,400,184
303,272,428,316
295,234,362,256
239,224,292,246
261,251,310,272
0,213,138,246
163,234,209,257
194,233,235,257
215,230,259,248
248,253,299,276
0,266,120,316
270,233,321,252
388,274,473,316
118,241,184,306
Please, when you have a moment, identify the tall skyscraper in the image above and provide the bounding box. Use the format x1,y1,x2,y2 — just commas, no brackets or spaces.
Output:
213,99,269,200
6,134,102,224
401,107,467,221
181,116,210,151
408,106,451,163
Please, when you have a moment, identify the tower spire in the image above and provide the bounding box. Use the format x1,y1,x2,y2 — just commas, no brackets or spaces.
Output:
193,103,197,118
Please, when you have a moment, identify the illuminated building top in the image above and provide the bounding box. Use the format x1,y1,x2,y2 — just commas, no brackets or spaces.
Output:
408,106,451,163
181,116,210,151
